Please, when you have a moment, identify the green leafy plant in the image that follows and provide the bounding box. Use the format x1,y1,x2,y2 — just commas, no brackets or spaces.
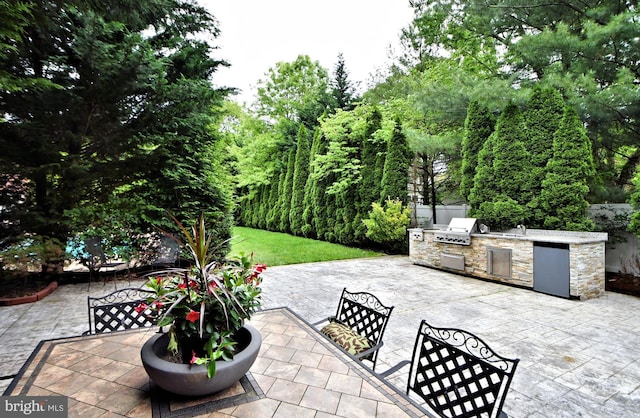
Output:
363,198,411,247
138,214,265,378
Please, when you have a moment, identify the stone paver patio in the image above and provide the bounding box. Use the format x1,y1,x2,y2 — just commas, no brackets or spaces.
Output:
1,256,639,417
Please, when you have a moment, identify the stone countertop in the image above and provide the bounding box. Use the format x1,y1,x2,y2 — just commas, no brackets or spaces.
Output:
412,228,608,244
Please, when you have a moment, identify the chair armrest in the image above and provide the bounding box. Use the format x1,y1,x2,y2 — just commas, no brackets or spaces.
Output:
354,341,384,360
311,316,335,326
378,360,411,378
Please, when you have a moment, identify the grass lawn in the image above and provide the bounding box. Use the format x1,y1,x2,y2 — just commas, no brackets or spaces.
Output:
228,227,383,266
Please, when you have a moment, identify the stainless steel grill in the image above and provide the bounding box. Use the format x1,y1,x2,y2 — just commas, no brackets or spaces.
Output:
433,218,478,246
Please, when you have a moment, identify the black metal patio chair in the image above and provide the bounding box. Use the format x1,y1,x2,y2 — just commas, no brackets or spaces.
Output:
313,288,394,370
379,320,520,418
84,287,157,335
150,235,180,268
84,237,129,290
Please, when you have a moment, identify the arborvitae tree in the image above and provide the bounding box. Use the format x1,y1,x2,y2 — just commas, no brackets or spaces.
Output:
301,128,323,237
257,185,269,229
266,169,284,231
469,104,530,229
468,133,497,216
354,108,384,242
238,188,251,226
373,132,387,201
460,101,495,200
324,191,338,242
290,125,311,235
493,103,532,204
311,133,331,239
335,190,357,245
278,147,296,232
540,107,595,231
380,120,411,203
331,52,356,111
264,180,279,231
524,87,565,227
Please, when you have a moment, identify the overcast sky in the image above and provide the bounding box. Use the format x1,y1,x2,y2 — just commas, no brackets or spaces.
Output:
200,1,414,105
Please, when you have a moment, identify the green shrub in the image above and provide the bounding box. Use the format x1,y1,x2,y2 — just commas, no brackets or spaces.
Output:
363,199,411,246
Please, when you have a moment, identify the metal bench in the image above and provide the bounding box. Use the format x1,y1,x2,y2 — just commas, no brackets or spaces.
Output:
313,288,394,370
380,320,519,418
84,287,156,335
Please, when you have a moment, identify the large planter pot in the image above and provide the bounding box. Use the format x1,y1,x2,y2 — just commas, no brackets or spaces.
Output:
141,323,262,396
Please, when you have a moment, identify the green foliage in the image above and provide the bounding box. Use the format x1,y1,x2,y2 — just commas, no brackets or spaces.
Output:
290,126,311,235
313,109,365,195
492,104,532,203
540,107,595,231
266,170,285,231
406,0,640,198
0,0,232,271
362,199,411,253
310,131,331,240
354,107,385,241
255,54,332,127
460,101,494,200
477,197,526,232
278,148,296,233
468,133,497,217
331,53,357,111
469,104,530,228
301,127,323,238
523,87,566,226
629,173,640,238
380,121,411,203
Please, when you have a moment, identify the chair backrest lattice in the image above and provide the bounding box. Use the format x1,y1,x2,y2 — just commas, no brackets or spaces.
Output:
335,288,393,363
87,288,156,334
407,320,519,418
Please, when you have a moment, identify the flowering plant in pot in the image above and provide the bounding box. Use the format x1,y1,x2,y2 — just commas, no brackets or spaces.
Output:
138,214,266,381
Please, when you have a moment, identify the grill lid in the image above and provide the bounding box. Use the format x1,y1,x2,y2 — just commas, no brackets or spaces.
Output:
434,218,478,245
446,218,478,233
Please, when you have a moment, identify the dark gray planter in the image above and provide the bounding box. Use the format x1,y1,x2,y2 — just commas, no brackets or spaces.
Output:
140,323,262,396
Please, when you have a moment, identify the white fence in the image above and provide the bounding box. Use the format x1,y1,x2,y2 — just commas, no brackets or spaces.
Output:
413,203,639,274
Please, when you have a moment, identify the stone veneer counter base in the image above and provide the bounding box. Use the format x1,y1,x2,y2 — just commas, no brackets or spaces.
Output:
409,228,608,300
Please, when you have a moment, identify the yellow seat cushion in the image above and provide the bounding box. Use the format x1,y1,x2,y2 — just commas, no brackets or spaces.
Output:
320,321,372,356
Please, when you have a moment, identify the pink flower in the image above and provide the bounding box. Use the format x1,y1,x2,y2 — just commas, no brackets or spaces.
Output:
134,303,148,313
190,350,199,365
208,282,217,294
185,309,200,323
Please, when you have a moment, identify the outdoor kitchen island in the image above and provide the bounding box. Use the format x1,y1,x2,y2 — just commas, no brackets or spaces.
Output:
409,218,608,300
